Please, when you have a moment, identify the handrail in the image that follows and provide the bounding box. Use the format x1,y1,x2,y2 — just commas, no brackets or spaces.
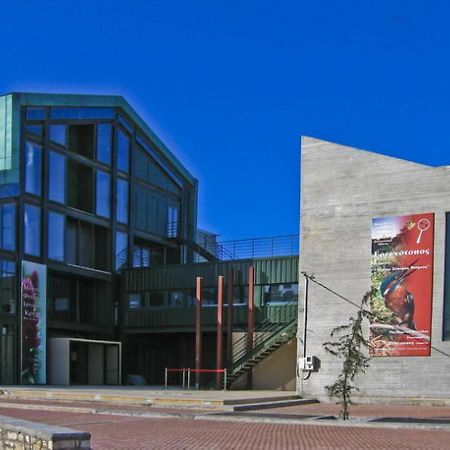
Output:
229,318,298,374
228,300,298,369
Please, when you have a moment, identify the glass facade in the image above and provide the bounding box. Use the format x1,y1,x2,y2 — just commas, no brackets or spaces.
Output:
0,204,15,251
48,151,66,204
25,142,42,196
117,129,130,172
0,260,16,315
24,204,41,256
48,212,65,261
116,178,128,224
97,124,112,165
96,170,111,218
49,125,67,146
115,231,128,270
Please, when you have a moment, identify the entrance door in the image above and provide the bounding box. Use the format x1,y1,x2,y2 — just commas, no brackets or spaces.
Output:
70,341,88,384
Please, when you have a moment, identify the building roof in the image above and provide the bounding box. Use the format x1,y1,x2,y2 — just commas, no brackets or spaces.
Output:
4,92,197,186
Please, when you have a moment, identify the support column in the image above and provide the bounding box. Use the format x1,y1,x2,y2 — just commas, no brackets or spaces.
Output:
216,276,224,386
247,266,255,389
226,269,234,365
195,276,203,389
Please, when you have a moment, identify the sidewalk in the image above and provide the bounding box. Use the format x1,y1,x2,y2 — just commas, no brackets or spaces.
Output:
0,400,449,449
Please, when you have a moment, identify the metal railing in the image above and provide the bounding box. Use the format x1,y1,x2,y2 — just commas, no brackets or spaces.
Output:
115,225,299,272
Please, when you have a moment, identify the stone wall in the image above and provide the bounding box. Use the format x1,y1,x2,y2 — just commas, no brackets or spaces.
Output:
0,415,91,449
297,136,450,403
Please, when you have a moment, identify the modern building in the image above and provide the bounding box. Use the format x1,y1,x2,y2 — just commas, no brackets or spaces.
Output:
298,137,450,403
0,92,299,388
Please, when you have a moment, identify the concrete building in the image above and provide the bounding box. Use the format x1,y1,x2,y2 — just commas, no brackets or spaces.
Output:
298,137,450,403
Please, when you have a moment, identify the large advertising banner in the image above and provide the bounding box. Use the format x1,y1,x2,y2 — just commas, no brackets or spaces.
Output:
370,213,434,357
21,261,47,384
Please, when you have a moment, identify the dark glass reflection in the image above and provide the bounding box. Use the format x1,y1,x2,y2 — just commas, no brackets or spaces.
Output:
25,142,42,196
0,260,16,314
49,125,67,146
48,211,65,261
50,107,115,120
96,124,112,165
26,107,46,120
117,129,130,172
24,204,40,256
0,204,15,251
116,179,128,224
115,231,127,270
96,170,111,218
49,151,66,204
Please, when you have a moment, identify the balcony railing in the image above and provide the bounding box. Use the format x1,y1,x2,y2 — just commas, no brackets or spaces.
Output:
125,302,298,329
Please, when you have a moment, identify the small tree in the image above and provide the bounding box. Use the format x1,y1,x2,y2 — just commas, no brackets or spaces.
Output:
323,289,375,420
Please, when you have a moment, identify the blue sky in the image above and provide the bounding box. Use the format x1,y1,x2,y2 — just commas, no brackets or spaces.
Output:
0,0,448,240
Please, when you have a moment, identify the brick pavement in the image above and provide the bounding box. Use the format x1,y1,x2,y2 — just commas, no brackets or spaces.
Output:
250,403,450,418
1,406,450,449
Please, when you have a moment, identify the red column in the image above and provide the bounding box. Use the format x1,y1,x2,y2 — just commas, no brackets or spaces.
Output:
226,269,234,365
195,276,203,389
247,266,255,389
216,276,224,386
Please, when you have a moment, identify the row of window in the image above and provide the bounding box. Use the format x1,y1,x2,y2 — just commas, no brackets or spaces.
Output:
26,124,129,172
127,283,299,310
26,110,183,196
26,142,129,223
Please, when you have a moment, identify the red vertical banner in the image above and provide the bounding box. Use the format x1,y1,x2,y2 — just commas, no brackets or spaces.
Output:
370,213,434,357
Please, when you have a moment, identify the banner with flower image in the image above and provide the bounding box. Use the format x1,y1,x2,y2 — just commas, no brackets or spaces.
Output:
370,213,434,357
21,261,47,384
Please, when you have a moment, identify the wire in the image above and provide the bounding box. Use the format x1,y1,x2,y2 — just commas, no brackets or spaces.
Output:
301,272,450,360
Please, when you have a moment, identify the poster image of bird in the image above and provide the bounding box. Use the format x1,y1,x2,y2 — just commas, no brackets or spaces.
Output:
370,213,434,357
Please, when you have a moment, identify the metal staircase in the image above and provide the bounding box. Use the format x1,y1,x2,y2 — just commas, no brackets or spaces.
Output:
213,302,298,390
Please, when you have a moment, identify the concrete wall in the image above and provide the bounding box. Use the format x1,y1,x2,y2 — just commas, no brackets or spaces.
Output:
297,137,450,403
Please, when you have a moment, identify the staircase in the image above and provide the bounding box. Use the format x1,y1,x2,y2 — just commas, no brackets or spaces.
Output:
211,301,298,390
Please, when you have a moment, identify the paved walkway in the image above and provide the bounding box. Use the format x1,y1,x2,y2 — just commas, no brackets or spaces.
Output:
1,406,450,449
1,397,450,449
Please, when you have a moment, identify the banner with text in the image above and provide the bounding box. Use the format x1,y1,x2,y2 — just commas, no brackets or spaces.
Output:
21,261,47,384
370,213,434,357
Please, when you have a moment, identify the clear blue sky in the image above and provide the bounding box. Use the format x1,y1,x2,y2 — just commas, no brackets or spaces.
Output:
0,0,448,240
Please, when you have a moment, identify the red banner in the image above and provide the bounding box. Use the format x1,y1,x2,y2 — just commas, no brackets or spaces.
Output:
370,213,434,357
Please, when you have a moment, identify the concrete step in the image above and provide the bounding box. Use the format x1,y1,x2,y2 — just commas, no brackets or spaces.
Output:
0,387,307,411
232,398,319,411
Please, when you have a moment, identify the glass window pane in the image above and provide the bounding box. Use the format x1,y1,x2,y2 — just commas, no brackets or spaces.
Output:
96,171,111,218
0,260,16,315
263,283,298,304
25,142,42,196
48,212,65,261
26,107,46,120
115,231,127,270
148,291,164,307
117,129,130,172
116,178,128,224
97,124,112,164
54,297,69,311
128,293,142,310
48,151,66,204
24,204,40,256
0,204,15,251
26,125,43,137
49,125,67,146
50,107,115,120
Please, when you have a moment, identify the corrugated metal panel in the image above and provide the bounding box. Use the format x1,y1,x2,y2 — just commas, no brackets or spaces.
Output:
124,256,298,291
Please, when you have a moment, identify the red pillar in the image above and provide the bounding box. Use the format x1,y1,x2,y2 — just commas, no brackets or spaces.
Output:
226,269,234,365
195,276,203,389
216,276,224,386
247,266,255,388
